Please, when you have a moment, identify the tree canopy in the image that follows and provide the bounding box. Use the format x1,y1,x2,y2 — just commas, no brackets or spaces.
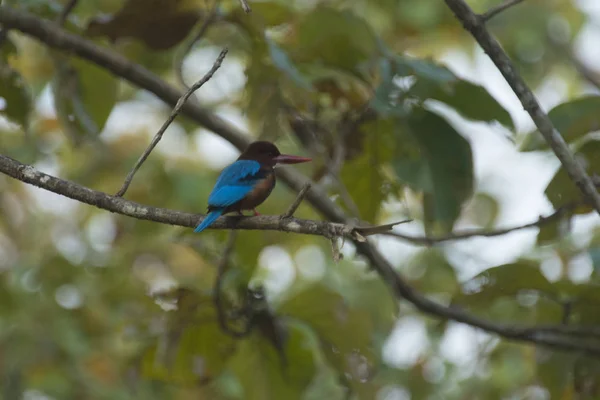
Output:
2,0,600,399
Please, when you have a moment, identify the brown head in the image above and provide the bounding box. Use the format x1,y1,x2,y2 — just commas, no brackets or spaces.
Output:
237,141,311,167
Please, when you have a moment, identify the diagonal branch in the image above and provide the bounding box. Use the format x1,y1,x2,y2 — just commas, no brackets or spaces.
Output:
4,7,600,356
115,48,228,197
238,0,251,13
174,1,220,90
444,0,600,218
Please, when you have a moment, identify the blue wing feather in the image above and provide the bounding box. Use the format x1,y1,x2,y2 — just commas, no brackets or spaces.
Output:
208,160,263,208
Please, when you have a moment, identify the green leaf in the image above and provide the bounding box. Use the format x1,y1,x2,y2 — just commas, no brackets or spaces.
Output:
340,120,395,222
249,1,295,26
294,7,378,73
394,55,456,83
142,289,237,384
410,248,459,295
0,64,32,128
228,321,318,400
85,0,202,50
416,79,515,130
545,139,600,212
395,109,474,233
142,322,236,384
279,284,373,356
266,38,313,90
52,54,118,144
278,284,378,397
454,261,555,306
520,96,600,151
537,352,576,397
382,56,514,129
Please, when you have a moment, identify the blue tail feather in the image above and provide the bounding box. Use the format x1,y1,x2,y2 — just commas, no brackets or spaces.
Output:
194,209,224,233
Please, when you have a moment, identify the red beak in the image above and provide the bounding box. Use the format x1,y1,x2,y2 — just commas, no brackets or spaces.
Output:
273,154,312,164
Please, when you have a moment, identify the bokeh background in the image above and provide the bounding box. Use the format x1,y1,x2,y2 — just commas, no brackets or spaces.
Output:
2,0,600,398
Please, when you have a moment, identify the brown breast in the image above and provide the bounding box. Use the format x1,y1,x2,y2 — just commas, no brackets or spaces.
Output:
230,170,275,212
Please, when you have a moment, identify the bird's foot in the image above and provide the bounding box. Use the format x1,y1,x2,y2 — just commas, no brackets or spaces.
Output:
252,209,261,217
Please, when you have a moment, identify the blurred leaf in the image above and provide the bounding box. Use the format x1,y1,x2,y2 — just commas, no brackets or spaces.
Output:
395,109,474,233
278,283,376,393
266,38,312,90
142,289,237,384
248,0,294,27
142,322,236,383
0,63,31,128
51,55,118,144
545,139,600,213
373,55,514,129
85,0,203,50
228,321,318,400
454,261,555,306
415,78,514,130
394,55,456,83
340,120,395,222
536,214,571,245
410,248,459,295
537,352,575,398
279,284,373,356
521,96,600,151
294,7,378,73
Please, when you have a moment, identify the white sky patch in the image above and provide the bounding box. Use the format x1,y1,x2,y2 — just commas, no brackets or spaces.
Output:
568,252,594,283
382,316,429,369
86,213,117,253
181,47,246,104
193,130,240,169
55,284,84,310
256,245,296,300
294,244,326,280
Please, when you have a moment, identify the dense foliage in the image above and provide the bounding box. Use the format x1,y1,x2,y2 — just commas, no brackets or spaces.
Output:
2,0,600,398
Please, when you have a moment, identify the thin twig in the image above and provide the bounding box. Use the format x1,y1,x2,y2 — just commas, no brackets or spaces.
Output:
481,0,525,22
56,0,78,26
281,183,311,219
213,232,253,338
384,203,576,245
174,2,219,90
115,48,228,197
238,0,251,13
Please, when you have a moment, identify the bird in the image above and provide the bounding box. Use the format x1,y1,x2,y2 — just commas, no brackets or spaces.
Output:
194,141,311,233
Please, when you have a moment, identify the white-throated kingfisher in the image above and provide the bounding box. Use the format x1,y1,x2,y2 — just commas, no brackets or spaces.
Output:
194,141,311,233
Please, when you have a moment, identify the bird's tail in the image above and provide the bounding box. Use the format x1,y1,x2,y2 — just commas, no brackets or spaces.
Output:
194,209,224,233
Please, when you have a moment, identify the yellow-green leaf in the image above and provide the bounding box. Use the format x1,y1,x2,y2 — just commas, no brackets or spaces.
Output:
395,109,474,233
0,63,31,128
521,96,600,151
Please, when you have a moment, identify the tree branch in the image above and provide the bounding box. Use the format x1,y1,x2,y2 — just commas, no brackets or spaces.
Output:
4,7,600,356
0,154,400,239
281,183,311,219
444,0,600,218
385,203,575,245
115,48,228,197
238,0,251,13
56,0,78,26
174,2,220,90
480,0,525,22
